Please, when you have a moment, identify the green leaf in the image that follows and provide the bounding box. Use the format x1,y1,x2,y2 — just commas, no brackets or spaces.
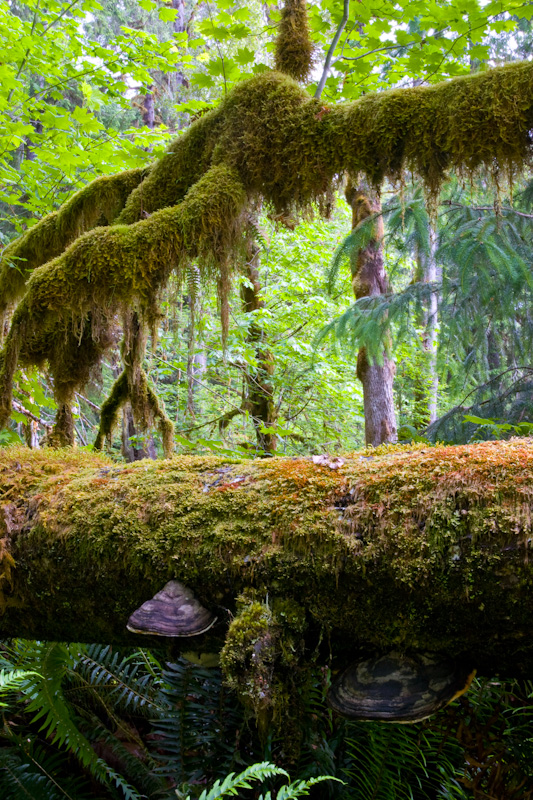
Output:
159,6,178,22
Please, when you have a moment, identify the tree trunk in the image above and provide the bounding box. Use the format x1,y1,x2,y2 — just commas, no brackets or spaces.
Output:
1,440,533,679
122,402,157,461
346,181,397,446
142,88,155,129
424,222,439,423
414,220,439,428
172,0,189,97
241,239,277,455
185,288,206,419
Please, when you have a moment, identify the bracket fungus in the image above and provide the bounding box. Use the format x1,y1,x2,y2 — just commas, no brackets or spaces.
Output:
328,652,476,723
126,580,217,637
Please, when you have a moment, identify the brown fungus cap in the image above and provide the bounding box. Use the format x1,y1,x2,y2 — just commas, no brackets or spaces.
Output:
328,652,475,723
126,580,216,637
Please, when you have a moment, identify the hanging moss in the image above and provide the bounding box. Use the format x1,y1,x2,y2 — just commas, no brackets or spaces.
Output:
0,164,247,433
274,0,313,82
3,60,533,441
0,168,146,325
94,367,174,456
94,371,129,451
328,60,533,196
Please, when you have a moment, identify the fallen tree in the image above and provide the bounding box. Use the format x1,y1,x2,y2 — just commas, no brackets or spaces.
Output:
1,439,532,688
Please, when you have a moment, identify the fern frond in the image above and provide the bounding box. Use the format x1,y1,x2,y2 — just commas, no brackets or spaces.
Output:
0,742,92,800
75,642,169,715
195,762,288,800
326,216,377,293
17,642,143,799
0,668,40,705
267,775,342,800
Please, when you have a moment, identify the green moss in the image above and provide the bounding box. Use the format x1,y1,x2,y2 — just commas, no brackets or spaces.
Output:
0,168,145,322
328,60,533,196
3,61,533,442
220,597,308,748
94,371,129,451
274,0,313,82
0,164,246,433
1,440,533,682
116,112,222,224
95,368,174,456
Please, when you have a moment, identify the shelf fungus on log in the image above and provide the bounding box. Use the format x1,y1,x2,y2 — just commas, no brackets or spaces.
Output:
328,652,476,723
126,580,217,637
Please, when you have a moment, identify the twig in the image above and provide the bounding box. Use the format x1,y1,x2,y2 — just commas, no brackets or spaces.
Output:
315,0,350,100
152,354,243,411
75,392,100,411
12,400,52,430
442,201,533,220
177,407,244,434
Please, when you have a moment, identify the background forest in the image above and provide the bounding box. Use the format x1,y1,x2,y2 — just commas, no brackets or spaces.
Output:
2,0,533,797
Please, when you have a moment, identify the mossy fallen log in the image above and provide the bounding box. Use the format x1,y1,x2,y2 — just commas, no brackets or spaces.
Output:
0,440,533,681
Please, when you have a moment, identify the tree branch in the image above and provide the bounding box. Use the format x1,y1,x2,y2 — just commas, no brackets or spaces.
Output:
314,0,350,100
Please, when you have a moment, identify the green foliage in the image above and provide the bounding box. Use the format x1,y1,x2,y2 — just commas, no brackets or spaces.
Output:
340,721,463,799
183,761,339,800
0,0,179,229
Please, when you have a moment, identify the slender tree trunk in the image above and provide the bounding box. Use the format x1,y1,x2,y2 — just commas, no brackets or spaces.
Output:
414,221,439,428
142,88,155,129
185,284,206,419
346,181,397,446
241,238,277,455
424,222,439,423
172,0,189,99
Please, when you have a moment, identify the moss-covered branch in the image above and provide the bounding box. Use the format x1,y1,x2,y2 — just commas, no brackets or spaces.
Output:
1,440,533,679
0,168,146,322
2,60,533,441
0,164,247,434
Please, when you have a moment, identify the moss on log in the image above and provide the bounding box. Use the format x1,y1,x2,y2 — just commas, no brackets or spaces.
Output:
0,440,533,680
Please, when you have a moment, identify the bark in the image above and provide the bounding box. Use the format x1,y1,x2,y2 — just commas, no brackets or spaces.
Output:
241,238,277,455
142,89,155,129
1,440,533,679
346,182,397,446
122,403,157,461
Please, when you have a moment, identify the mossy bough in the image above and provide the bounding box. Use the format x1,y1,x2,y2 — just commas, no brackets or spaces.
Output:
1,439,533,683
0,168,146,327
2,60,533,442
0,163,247,444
